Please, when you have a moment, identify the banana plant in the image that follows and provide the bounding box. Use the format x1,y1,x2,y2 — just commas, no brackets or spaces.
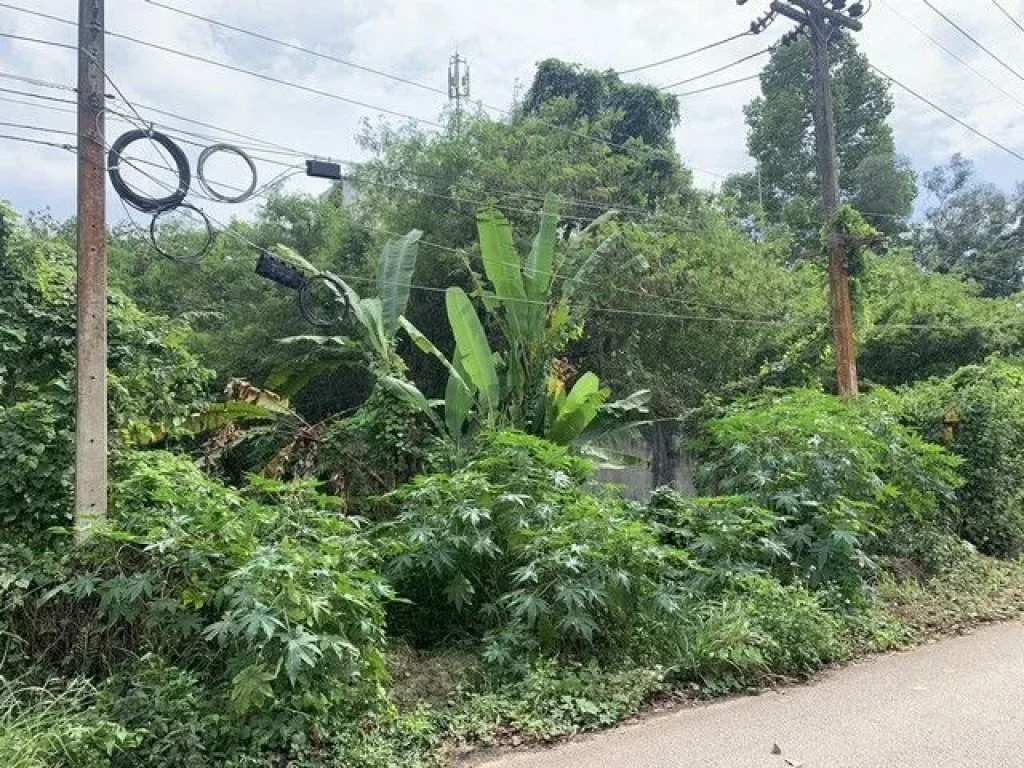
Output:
385,200,650,447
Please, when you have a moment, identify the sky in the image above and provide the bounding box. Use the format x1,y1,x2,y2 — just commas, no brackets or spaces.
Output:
3,0,1024,227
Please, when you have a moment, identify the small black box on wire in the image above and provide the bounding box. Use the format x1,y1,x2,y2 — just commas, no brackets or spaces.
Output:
305,159,342,180
255,251,305,291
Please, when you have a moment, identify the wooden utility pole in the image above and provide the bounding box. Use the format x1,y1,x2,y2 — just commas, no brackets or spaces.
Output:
75,0,107,540
771,0,863,396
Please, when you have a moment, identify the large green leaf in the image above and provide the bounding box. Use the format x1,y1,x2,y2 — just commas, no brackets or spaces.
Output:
445,349,475,439
446,287,500,415
398,316,472,397
547,372,610,445
476,208,530,344
564,234,619,303
377,229,422,337
525,196,559,301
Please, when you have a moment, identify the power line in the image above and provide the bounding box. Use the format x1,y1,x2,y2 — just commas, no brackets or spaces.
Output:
0,32,75,51
660,47,772,91
989,0,1024,38
0,70,76,92
116,1,738,181
672,72,762,97
920,0,1024,85
0,132,75,151
140,0,448,97
877,0,1024,112
619,31,753,75
0,4,446,129
0,85,77,105
0,119,75,137
870,64,1024,165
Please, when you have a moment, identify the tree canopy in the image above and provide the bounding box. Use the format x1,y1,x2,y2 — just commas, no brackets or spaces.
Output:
726,34,916,253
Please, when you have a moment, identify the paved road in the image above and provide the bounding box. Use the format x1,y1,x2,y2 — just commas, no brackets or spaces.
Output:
469,622,1024,768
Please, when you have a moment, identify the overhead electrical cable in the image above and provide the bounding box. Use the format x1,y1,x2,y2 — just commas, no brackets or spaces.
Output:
877,0,1024,111
141,0,449,97
0,132,74,151
870,64,1024,165
989,0,1024,38
125,0,735,180
920,0,1024,85
659,47,773,90
619,31,754,75
0,4,446,129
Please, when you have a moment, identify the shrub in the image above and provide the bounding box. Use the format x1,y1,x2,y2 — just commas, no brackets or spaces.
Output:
378,431,686,660
900,359,1024,557
94,658,232,768
315,387,441,509
695,389,962,595
647,490,790,590
12,451,392,755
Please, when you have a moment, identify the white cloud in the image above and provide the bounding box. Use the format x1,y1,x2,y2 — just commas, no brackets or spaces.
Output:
2,0,1024,221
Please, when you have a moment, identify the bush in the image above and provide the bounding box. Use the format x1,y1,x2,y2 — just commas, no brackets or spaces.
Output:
656,576,847,693
315,388,441,509
94,658,231,768
695,389,962,595
900,359,1024,557
647,490,790,590
379,431,686,661
9,452,392,755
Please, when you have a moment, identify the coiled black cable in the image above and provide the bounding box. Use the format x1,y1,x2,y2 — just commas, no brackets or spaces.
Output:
108,128,190,212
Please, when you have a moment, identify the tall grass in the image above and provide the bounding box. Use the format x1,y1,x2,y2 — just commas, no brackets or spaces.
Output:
0,677,123,768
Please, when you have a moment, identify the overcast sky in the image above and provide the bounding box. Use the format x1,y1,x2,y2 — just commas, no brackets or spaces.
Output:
3,0,1024,225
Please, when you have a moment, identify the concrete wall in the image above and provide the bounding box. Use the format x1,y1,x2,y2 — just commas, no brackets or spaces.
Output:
594,431,697,502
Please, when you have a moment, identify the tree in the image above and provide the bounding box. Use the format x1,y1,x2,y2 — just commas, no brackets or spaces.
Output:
858,249,1024,386
521,59,681,149
726,34,916,252
915,154,1024,297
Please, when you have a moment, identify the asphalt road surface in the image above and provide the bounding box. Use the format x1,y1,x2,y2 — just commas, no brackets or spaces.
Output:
469,621,1024,768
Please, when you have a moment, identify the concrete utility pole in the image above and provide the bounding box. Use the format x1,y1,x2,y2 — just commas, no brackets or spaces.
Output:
769,0,864,396
75,0,108,539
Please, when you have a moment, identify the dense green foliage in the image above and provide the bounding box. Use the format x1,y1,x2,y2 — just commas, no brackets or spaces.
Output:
727,34,915,248
5,34,1024,766
694,390,963,595
0,207,211,539
379,432,682,660
901,360,1024,557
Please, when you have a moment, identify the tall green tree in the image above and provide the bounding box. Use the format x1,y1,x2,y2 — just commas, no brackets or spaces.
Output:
521,59,681,149
725,35,916,252
915,154,1024,297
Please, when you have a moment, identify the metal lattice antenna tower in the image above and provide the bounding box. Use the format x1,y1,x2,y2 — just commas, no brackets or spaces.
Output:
448,50,471,131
